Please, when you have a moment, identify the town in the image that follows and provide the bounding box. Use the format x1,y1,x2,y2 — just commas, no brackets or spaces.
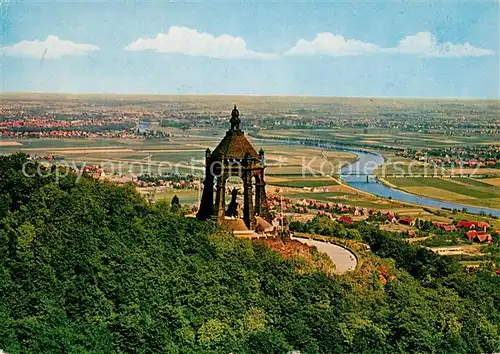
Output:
396,145,499,169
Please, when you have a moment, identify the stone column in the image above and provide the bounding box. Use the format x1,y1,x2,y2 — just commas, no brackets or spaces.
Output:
213,171,227,223
258,170,271,222
258,181,271,222
254,176,261,216
196,175,214,220
197,148,215,221
243,171,256,230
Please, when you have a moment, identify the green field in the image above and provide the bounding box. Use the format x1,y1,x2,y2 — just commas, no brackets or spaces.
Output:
257,128,497,150
1,95,497,221
385,176,500,209
269,178,339,188
280,191,407,209
150,189,200,204
266,166,317,176
149,152,204,164
453,177,497,189
282,191,351,199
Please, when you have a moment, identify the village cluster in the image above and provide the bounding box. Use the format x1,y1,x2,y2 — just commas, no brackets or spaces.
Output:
265,193,498,244
68,161,500,245
2,96,497,143
396,146,500,169
78,165,201,190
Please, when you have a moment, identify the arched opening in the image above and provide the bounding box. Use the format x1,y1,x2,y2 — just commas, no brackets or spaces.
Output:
225,176,243,219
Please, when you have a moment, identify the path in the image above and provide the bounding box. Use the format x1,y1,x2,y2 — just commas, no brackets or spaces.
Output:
291,236,357,274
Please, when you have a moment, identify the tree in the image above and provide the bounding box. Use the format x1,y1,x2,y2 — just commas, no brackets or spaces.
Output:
0,154,498,354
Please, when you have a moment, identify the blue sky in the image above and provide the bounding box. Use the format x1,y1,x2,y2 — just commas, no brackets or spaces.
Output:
0,1,498,98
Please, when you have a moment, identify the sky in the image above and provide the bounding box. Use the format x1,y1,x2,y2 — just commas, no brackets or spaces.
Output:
0,0,499,98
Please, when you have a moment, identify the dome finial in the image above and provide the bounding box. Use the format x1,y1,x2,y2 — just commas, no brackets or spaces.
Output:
230,105,241,131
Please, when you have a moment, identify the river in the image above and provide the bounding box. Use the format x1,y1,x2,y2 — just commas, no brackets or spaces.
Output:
267,139,500,217
337,146,500,217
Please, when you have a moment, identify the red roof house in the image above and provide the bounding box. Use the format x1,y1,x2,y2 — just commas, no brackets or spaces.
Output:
475,222,490,230
338,216,353,224
458,220,490,231
466,230,477,241
442,225,457,232
433,222,456,232
399,217,415,226
476,233,492,243
466,230,492,243
387,214,397,223
457,221,476,229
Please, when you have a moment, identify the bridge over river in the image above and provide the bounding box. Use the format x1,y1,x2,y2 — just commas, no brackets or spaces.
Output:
266,139,500,217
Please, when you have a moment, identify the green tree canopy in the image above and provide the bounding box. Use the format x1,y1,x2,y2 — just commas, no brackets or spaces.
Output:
0,154,498,353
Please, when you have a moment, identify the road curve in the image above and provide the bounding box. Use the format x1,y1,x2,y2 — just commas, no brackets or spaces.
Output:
291,236,357,275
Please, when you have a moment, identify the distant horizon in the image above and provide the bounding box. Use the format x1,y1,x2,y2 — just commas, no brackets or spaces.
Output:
2,91,499,101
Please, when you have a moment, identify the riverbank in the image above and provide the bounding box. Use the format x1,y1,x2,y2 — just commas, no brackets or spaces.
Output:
256,135,500,217
377,176,500,213
338,151,500,217
377,177,398,189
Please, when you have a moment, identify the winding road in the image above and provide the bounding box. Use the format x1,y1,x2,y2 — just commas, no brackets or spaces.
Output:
291,236,357,274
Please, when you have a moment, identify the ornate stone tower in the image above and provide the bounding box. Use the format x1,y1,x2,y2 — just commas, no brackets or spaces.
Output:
197,105,270,230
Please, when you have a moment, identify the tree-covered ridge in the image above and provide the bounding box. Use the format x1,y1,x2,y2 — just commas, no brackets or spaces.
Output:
290,217,500,351
0,154,499,353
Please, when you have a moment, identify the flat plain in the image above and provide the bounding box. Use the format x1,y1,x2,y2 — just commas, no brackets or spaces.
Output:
1,94,498,214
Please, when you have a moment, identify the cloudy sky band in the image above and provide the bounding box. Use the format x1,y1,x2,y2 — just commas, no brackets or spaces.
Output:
1,26,495,60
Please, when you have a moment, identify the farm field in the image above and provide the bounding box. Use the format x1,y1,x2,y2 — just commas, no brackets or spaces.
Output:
280,190,414,210
0,94,497,224
2,136,496,223
0,135,358,177
447,168,500,176
481,178,500,186
267,178,339,188
138,188,200,204
374,152,447,176
265,165,316,176
256,128,497,150
0,134,363,202
384,176,500,209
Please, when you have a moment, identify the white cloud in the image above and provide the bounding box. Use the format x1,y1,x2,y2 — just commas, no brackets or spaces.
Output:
285,31,494,58
285,32,379,56
389,31,495,57
0,35,99,59
125,26,278,60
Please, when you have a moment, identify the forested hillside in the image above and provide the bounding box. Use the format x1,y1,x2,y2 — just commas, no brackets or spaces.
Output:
0,154,499,353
